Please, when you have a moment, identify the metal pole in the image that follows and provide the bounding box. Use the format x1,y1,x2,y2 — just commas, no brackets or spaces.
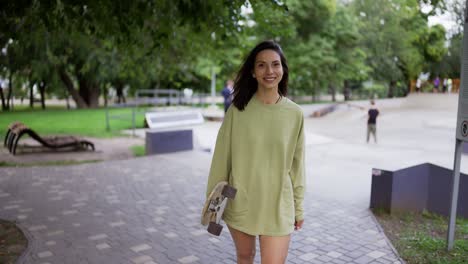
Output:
447,0,468,251
131,107,136,137
447,139,463,250
105,107,110,131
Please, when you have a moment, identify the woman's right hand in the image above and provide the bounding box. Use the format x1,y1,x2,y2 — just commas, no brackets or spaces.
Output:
294,219,304,231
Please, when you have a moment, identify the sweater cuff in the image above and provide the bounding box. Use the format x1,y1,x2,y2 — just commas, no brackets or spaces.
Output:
295,210,304,222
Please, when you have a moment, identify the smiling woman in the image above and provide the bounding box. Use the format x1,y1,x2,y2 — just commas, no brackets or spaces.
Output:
205,40,305,264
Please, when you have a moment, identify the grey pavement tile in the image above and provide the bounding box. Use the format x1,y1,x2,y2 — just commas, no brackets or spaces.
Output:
331,259,348,264
354,255,376,264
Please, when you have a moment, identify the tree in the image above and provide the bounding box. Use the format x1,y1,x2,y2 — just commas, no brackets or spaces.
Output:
281,0,368,101
0,0,289,108
352,0,446,97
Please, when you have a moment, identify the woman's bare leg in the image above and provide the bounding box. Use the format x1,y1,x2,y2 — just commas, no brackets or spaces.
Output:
228,225,256,264
259,235,291,264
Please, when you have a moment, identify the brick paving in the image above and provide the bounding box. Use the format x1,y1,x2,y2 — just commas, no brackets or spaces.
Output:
0,151,402,264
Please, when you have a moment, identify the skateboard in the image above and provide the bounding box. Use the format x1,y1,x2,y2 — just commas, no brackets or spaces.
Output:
201,181,237,236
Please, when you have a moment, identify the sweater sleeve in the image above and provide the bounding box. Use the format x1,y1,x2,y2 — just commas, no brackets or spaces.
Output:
205,107,233,198
290,112,306,221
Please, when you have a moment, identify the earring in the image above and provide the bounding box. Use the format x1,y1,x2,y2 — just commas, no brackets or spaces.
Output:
252,74,256,78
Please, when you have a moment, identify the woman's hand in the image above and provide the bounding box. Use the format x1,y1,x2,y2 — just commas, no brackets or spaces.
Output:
294,219,304,231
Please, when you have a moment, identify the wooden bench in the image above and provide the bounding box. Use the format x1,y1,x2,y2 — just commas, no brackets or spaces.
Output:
3,122,95,155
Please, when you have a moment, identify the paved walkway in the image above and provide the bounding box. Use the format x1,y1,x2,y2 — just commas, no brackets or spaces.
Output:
0,151,401,264
3,93,461,264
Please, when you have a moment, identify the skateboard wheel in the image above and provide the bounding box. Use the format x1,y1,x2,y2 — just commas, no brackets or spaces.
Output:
222,185,237,199
207,222,223,236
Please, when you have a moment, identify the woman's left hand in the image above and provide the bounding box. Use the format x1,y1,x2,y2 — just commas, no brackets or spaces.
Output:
294,219,304,231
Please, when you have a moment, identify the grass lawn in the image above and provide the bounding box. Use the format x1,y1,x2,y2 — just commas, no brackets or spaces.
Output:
0,219,27,264
0,106,147,139
130,145,145,157
374,210,468,264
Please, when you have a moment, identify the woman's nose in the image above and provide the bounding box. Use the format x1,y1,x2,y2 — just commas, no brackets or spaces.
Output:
266,65,273,73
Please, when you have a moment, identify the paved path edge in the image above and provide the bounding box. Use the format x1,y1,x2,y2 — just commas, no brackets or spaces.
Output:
369,212,407,264
13,220,35,264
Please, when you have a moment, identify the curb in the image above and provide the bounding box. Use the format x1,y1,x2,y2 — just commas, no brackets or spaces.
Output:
15,221,35,264
369,211,407,264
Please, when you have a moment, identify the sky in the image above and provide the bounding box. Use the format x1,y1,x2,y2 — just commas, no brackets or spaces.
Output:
424,0,463,36
428,11,458,34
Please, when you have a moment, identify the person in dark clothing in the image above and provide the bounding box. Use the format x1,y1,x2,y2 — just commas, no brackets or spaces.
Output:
367,100,379,143
221,80,234,113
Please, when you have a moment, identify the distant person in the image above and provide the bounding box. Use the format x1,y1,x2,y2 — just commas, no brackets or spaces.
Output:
447,78,453,93
433,76,440,92
367,100,379,143
415,79,421,93
221,79,234,112
442,78,448,93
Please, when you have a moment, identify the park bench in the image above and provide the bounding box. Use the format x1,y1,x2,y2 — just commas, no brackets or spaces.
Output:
3,122,95,155
144,110,204,154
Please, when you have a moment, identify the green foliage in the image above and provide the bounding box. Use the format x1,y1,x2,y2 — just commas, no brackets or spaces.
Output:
130,145,146,157
0,0,453,106
287,0,336,37
351,0,447,97
361,82,387,98
284,1,368,99
0,0,291,108
429,33,463,78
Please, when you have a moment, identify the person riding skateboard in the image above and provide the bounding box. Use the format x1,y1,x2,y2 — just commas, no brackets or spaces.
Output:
205,40,306,264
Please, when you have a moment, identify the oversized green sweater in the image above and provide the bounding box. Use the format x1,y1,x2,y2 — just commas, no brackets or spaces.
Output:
206,95,305,236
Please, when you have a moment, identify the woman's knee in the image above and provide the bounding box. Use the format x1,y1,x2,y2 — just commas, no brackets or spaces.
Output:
237,248,256,262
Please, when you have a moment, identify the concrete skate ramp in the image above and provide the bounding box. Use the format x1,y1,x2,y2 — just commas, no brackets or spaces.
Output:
401,93,458,110
370,163,468,218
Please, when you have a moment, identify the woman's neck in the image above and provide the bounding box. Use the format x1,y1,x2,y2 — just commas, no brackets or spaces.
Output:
256,88,280,104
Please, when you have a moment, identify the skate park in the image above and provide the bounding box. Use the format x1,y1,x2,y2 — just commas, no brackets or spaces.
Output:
1,93,465,263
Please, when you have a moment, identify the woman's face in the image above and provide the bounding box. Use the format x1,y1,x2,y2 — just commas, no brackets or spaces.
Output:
253,49,283,91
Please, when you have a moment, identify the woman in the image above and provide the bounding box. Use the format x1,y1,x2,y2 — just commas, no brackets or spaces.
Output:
206,40,305,264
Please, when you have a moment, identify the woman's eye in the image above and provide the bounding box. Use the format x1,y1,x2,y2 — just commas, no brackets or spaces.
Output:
257,64,264,68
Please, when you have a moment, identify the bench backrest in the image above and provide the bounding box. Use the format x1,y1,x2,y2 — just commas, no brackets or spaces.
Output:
145,110,204,129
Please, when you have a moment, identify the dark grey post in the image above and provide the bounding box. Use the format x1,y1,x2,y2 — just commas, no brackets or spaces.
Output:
447,140,463,250
447,0,468,250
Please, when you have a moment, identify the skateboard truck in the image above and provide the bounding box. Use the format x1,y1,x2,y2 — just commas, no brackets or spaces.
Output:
202,183,237,236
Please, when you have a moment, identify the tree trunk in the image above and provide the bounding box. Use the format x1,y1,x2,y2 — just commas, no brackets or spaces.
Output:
343,80,350,101
115,81,126,104
388,80,396,98
78,76,100,108
0,84,6,110
58,67,88,108
39,80,46,109
329,84,336,102
6,72,13,110
102,84,109,107
406,80,411,96
29,80,34,108
311,84,317,102
66,91,70,110
89,83,100,107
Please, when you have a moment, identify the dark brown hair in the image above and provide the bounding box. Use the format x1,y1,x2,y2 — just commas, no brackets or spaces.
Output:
232,40,289,111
